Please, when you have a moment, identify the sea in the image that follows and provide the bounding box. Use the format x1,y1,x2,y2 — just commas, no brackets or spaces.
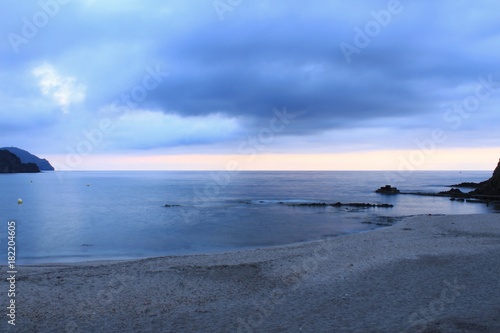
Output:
0,171,497,265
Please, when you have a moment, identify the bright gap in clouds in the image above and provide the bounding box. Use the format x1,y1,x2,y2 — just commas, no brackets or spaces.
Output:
32,64,86,114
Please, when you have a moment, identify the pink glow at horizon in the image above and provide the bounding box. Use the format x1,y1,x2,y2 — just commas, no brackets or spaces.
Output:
45,147,500,171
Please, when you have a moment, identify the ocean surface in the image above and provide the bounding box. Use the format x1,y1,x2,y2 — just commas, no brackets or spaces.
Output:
0,171,497,264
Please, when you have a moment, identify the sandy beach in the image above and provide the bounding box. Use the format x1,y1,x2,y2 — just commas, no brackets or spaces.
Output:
3,214,500,332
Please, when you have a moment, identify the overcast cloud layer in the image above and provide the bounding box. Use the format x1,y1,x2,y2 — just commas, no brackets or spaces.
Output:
1,0,500,163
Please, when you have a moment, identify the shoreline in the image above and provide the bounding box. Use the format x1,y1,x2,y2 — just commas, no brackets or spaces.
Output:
3,213,500,332
15,214,404,267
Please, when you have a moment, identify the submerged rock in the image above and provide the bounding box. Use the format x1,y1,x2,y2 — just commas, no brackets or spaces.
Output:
331,202,394,208
466,199,488,204
280,202,393,208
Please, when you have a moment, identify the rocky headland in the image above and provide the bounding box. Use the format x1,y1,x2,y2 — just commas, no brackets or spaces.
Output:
376,158,500,203
470,158,500,196
443,158,500,199
0,149,40,173
0,146,54,171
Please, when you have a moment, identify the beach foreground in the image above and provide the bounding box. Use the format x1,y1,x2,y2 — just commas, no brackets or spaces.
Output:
3,214,500,332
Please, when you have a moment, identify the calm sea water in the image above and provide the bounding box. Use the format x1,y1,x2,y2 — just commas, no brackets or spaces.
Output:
0,171,497,264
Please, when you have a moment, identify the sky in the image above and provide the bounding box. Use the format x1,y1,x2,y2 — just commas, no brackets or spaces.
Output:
1,0,500,170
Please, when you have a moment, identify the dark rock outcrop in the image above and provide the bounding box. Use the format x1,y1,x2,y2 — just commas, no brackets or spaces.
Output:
448,182,484,188
279,202,393,208
0,150,41,173
0,147,54,171
375,185,400,194
438,188,469,197
470,159,500,196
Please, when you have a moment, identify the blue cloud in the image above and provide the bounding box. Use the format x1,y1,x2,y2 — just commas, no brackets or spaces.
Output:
1,0,500,154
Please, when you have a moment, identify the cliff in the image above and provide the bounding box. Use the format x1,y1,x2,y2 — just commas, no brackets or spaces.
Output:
470,159,500,196
0,150,40,173
0,147,54,171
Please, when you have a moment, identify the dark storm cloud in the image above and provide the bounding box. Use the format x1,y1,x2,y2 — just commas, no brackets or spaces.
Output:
140,0,500,135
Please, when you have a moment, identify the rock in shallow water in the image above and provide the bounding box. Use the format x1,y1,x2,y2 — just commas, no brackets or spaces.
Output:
375,185,400,194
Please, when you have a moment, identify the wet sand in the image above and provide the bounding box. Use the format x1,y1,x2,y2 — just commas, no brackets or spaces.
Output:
2,214,500,332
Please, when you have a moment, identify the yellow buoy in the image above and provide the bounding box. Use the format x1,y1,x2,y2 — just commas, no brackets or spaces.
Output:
18,198,23,205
